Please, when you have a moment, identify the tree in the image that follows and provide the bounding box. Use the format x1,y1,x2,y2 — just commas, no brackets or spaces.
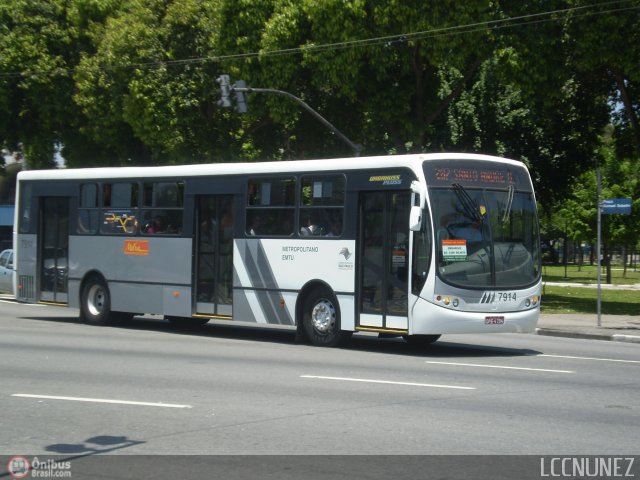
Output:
557,132,639,282
72,0,236,166
564,0,640,157
0,0,637,180
242,0,497,158
0,0,80,168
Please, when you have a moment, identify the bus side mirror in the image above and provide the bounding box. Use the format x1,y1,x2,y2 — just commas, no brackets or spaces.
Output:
410,181,425,231
410,181,426,208
409,205,422,231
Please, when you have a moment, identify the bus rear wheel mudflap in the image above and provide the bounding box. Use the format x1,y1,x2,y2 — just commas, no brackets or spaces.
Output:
302,286,352,347
80,275,114,325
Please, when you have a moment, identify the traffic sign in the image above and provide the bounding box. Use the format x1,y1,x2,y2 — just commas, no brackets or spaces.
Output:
601,198,631,215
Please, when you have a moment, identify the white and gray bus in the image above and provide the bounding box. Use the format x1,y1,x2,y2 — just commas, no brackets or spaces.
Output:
13,153,541,347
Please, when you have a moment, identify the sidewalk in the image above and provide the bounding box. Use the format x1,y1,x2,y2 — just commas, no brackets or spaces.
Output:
538,281,640,343
537,313,640,343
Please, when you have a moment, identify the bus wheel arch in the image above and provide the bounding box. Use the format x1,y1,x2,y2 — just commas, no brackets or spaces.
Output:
297,281,352,347
80,272,112,325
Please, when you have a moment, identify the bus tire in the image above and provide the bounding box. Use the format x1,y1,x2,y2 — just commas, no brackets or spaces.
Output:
403,334,441,348
80,276,112,325
302,287,351,347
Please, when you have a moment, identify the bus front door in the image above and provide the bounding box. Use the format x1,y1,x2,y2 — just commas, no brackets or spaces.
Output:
39,197,69,304
358,191,410,332
194,195,234,317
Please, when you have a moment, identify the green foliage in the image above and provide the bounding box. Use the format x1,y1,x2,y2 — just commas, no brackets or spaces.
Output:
0,0,78,168
0,0,638,190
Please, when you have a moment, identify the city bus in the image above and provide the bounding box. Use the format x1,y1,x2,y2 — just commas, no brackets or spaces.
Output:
13,153,541,347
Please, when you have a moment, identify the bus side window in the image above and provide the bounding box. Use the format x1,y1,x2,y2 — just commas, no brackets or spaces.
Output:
141,182,184,235
78,183,99,234
299,175,345,238
246,177,295,237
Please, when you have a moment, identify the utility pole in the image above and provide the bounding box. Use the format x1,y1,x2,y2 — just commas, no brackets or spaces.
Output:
596,166,602,327
216,75,362,157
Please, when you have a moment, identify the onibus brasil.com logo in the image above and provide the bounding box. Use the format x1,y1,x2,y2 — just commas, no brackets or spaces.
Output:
7,456,72,479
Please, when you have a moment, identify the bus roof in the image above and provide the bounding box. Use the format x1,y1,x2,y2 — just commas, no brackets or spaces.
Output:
17,153,525,181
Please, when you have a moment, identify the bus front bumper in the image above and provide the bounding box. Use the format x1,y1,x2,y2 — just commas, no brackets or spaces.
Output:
410,297,540,335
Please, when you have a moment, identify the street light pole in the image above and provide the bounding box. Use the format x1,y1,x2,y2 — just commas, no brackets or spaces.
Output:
234,86,362,157
216,75,362,157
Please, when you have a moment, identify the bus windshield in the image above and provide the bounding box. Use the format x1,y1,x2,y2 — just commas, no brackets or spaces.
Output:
425,161,540,289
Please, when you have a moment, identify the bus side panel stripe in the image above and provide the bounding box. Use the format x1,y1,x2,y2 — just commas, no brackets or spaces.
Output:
255,241,294,325
244,241,279,324
232,287,259,323
234,239,294,326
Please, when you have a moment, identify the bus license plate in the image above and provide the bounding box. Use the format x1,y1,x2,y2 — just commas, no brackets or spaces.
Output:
485,316,505,325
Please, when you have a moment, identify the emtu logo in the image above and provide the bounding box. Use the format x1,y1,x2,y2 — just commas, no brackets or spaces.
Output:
339,248,352,260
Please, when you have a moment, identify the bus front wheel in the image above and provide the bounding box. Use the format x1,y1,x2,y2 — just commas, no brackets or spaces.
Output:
81,276,112,325
302,287,351,347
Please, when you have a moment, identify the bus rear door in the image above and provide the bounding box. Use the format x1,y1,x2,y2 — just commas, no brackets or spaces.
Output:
194,195,234,317
39,197,69,304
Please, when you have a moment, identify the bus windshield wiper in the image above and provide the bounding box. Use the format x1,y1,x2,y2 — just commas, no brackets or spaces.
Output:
452,183,482,222
502,185,515,222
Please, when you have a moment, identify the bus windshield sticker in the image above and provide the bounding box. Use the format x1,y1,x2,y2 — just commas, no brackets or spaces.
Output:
442,239,467,262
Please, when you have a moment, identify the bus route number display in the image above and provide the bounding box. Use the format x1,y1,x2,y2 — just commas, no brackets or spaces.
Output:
433,167,514,185
424,160,529,189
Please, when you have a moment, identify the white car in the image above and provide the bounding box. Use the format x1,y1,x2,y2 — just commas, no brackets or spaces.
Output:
0,249,15,295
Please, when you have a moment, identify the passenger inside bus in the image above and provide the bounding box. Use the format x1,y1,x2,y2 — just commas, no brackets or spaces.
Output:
247,213,262,236
145,216,167,234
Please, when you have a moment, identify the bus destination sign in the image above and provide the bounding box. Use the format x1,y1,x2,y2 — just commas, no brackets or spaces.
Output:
424,160,531,190
433,167,514,185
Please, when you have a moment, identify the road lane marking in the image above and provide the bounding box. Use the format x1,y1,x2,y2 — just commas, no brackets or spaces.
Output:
537,354,640,364
12,394,192,409
300,375,475,390
425,361,574,373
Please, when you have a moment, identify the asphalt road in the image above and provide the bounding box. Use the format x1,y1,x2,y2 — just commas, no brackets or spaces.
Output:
1,298,639,458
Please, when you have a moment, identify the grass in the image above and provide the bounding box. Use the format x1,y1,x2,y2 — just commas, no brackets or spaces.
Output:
541,285,640,315
539,264,640,314
542,264,640,285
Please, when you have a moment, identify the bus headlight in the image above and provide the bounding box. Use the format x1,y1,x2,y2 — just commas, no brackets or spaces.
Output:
435,295,460,308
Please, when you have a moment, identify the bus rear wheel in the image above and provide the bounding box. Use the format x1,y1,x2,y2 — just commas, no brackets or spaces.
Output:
80,276,112,325
302,287,351,347
403,334,441,348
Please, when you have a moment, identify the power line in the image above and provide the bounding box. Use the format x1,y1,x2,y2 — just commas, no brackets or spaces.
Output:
0,1,637,79
138,1,640,67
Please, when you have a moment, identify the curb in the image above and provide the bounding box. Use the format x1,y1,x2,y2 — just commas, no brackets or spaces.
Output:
536,328,640,344
612,334,640,344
